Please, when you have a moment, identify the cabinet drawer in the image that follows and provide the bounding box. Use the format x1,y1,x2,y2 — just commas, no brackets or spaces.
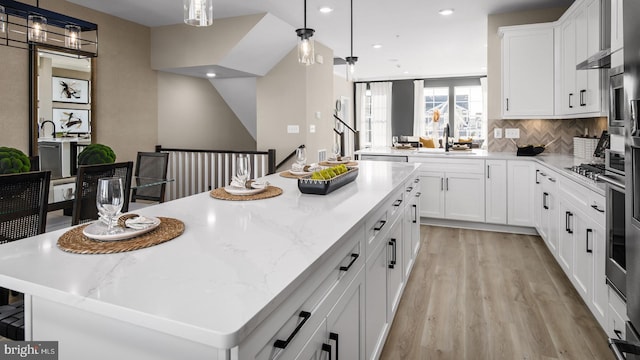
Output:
365,189,404,257
587,192,605,227
238,226,364,360
413,158,485,174
608,287,627,340
558,176,590,209
404,176,420,197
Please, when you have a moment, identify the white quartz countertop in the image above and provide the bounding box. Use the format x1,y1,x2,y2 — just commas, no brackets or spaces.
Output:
356,147,606,195
0,161,420,349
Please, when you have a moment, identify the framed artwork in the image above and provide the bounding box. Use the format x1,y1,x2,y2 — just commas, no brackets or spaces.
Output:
52,76,89,104
52,108,90,134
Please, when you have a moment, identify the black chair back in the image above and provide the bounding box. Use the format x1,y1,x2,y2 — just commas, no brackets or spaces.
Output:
131,152,169,203
72,162,133,225
0,171,51,244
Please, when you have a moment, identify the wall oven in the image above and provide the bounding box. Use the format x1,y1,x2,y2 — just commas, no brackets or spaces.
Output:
599,150,626,299
610,66,625,135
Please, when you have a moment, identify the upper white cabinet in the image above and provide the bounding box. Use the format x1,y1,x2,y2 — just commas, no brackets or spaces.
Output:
500,24,555,119
611,0,623,53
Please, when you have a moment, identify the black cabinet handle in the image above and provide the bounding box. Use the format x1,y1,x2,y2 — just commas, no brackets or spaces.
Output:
487,165,490,179
339,253,359,272
445,178,449,191
322,343,332,360
414,178,420,183
535,170,540,184
415,192,421,198
565,211,570,233
614,329,623,340
329,332,339,360
591,204,605,213
566,212,573,234
548,177,556,183
506,98,509,111
388,239,397,269
373,220,386,232
569,93,574,108
580,89,586,106
274,311,312,349
543,192,549,210
440,178,444,191
412,204,417,223
393,199,403,207
586,229,593,254
406,186,413,193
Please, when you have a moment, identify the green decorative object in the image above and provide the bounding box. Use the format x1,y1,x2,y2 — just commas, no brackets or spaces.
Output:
77,144,116,165
0,147,31,174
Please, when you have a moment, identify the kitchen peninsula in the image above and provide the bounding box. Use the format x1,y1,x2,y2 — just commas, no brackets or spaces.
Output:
0,161,421,360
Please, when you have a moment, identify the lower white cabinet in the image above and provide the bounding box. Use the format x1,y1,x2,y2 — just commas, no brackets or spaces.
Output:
414,158,485,223
485,160,507,224
607,287,628,340
386,218,404,322
403,178,421,278
540,168,559,257
507,160,535,226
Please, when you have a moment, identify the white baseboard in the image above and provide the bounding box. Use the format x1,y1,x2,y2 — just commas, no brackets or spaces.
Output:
420,217,539,236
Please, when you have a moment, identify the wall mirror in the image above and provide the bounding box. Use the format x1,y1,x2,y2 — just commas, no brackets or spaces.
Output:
30,46,95,179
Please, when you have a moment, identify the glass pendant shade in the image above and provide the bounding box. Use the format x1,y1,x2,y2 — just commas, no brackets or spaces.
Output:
296,28,315,65
184,0,213,27
65,25,81,49
28,15,47,42
346,56,358,81
0,6,6,34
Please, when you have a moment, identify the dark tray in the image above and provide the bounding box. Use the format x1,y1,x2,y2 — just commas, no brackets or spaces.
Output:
298,167,359,195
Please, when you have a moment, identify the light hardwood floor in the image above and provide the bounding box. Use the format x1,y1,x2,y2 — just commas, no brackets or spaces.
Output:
380,225,614,360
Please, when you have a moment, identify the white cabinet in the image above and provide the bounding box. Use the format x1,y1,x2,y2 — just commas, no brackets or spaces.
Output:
415,158,485,223
607,287,628,340
386,219,404,324
558,198,575,275
559,17,579,115
485,160,507,224
534,165,559,257
611,0,623,53
403,177,421,278
507,160,535,227
500,24,555,118
365,227,390,360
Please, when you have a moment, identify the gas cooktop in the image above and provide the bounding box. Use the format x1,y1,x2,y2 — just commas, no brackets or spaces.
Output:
567,163,605,181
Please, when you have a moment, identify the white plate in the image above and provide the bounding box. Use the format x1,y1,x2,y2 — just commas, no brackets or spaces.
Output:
290,169,312,176
326,159,350,164
83,216,161,241
224,184,267,196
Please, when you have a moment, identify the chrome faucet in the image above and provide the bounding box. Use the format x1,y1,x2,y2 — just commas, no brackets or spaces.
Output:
40,120,56,138
444,123,450,152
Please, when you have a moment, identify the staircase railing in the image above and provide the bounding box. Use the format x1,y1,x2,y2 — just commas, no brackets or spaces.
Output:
275,144,305,171
155,145,276,201
333,114,359,157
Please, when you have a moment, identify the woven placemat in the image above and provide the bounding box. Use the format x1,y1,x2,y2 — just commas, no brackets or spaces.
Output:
210,186,283,201
318,161,358,167
280,171,307,179
57,217,185,255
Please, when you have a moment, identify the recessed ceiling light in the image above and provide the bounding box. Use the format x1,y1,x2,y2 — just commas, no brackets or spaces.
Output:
372,44,382,49
319,6,333,14
439,8,454,16
206,72,216,78
403,71,409,74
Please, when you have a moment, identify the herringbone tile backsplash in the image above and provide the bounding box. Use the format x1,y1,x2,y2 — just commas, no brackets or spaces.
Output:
487,117,607,154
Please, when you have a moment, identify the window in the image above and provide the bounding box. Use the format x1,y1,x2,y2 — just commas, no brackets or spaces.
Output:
358,82,392,148
423,78,486,146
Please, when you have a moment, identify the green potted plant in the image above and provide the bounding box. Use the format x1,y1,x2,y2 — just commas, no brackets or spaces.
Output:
77,144,116,165
0,147,31,174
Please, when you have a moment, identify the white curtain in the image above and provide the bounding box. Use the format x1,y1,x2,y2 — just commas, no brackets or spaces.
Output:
369,82,393,147
355,83,366,149
413,80,425,138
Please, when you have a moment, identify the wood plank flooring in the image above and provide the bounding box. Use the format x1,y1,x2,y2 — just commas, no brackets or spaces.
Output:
380,225,614,360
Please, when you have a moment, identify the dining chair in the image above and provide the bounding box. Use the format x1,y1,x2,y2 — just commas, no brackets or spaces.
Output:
130,152,169,204
0,170,50,336
72,161,133,226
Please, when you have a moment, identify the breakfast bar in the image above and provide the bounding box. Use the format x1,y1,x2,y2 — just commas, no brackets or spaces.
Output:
0,161,421,359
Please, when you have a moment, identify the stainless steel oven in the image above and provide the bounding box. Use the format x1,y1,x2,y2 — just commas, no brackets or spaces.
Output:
610,66,625,135
599,150,626,299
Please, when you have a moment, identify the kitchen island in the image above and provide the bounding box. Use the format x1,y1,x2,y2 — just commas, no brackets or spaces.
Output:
0,160,421,360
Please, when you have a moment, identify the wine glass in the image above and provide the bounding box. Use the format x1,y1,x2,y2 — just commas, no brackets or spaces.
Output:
96,177,124,234
236,155,251,187
295,147,306,166
332,142,341,160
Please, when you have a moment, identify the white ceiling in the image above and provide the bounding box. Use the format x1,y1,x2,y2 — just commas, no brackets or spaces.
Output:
67,0,573,81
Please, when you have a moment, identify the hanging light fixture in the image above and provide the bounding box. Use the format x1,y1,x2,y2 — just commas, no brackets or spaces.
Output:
345,0,358,81
0,5,6,34
296,0,315,65
65,24,81,49
28,14,47,42
184,0,213,27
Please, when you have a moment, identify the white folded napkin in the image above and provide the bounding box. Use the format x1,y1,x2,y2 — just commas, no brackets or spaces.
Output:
251,180,270,189
124,216,156,230
291,163,305,172
230,176,248,188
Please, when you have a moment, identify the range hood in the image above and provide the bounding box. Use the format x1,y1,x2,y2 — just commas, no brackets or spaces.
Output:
576,0,611,70
577,48,611,70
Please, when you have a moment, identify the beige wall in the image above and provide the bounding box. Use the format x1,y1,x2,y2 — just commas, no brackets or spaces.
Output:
0,0,157,164
257,42,335,167
157,72,255,150
333,75,353,127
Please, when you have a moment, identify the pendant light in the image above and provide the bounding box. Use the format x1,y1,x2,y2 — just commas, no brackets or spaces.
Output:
296,0,315,65
345,0,358,80
28,14,47,42
184,0,213,27
65,24,81,49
